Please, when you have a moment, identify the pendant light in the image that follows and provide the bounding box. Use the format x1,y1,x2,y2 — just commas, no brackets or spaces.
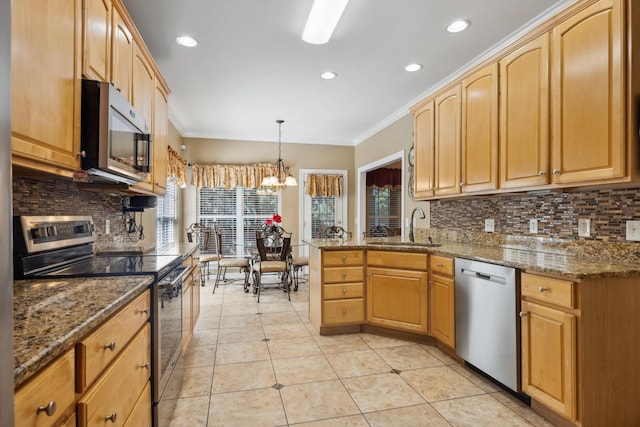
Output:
260,120,297,192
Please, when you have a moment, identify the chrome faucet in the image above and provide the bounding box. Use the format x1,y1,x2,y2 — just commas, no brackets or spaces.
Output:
409,207,426,242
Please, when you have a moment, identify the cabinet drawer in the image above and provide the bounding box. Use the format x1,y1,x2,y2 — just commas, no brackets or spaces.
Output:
430,255,454,276
15,348,75,427
323,298,364,325
76,290,150,393
323,250,364,266
77,323,151,427
323,266,364,283
124,381,151,427
368,251,428,270
323,283,363,300
521,273,575,309
182,255,192,269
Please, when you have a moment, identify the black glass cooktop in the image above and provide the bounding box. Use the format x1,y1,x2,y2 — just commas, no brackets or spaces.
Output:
35,254,182,280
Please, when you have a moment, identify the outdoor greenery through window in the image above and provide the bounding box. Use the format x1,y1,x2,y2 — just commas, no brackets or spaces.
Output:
310,195,338,238
156,179,179,249
368,186,401,236
199,187,280,256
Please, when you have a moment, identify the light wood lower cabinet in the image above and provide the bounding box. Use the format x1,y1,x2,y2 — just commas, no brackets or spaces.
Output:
367,251,428,333
429,255,455,348
14,349,76,427
77,323,151,427
124,380,152,427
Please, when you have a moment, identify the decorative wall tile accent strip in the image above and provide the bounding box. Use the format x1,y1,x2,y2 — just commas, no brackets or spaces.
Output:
13,177,131,246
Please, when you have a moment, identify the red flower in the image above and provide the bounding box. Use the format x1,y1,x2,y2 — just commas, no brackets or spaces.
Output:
272,214,282,223
265,219,273,225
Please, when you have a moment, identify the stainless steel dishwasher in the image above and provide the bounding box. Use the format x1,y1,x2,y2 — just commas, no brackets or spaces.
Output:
455,258,518,392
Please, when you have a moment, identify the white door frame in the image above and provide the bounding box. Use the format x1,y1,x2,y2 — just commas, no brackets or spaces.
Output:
356,150,406,240
298,168,348,253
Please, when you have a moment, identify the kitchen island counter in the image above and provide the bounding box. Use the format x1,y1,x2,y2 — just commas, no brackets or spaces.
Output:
13,275,153,387
305,237,640,279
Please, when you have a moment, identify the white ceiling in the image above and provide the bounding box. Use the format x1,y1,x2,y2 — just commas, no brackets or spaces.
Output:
122,0,575,146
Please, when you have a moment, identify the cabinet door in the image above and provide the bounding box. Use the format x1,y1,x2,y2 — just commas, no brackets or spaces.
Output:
521,300,576,420
431,273,455,349
11,0,82,175
192,266,201,327
152,84,169,195
461,64,498,193
434,85,461,196
499,34,549,189
82,0,111,81
111,6,133,101
551,0,624,184
413,100,435,199
182,274,193,351
367,267,428,333
132,42,154,127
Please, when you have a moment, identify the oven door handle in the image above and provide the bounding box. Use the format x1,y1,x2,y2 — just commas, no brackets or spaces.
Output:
161,266,190,287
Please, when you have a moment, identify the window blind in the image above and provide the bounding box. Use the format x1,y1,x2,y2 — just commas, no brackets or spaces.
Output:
368,186,401,235
310,196,337,238
156,179,178,249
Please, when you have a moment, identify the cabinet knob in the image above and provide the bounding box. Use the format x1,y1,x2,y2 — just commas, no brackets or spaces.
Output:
459,182,464,187
141,362,150,370
341,256,347,262
538,286,548,293
342,288,347,294
103,341,116,351
538,171,545,176
341,272,347,278
519,311,527,317
36,400,57,417
342,309,347,315
77,150,86,158
436,263,443,268
140,307,150,314
105,413,118,423
553,168,560,175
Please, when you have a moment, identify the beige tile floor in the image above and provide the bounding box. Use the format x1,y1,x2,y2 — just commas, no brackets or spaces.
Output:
158,273,556,427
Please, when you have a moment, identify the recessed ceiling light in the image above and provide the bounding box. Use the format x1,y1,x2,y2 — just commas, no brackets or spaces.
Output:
405,63,423,72
320,71,337,80
302,0,350,45
446,19,470,33
176,35,198,47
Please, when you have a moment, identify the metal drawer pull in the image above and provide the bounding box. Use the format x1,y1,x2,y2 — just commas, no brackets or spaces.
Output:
103,341,116,351
538,286,548,292
519,312,527,317
538,171,545,176
342,288,347,294
553,168,560,174
341,272,347,278
141,362,150,369
37,400,56,417
105,413,117,423
341,256,347,262
141,307,150,314
342,309,347,315
436,263,443,268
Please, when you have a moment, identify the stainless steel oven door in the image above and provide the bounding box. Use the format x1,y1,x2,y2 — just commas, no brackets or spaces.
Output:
152,265,189,423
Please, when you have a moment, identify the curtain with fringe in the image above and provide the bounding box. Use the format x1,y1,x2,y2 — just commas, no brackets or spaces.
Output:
167,146,187,187
305,174,343,197
191,163,280,189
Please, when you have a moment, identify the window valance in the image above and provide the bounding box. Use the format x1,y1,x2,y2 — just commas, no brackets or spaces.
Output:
366,168,402,189
167,146,187,188
191,163,278,189
305,174,343,198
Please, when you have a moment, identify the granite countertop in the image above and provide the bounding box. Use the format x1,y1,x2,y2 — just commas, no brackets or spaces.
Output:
13,275,154,388
304,237,640,279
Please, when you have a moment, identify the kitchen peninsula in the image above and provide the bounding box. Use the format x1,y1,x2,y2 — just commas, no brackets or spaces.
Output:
306,235,640,427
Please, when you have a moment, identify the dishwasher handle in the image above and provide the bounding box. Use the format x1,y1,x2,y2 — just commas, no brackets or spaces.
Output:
460,268,507,285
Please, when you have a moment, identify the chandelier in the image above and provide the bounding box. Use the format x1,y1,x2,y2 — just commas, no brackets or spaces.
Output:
260,120,298,192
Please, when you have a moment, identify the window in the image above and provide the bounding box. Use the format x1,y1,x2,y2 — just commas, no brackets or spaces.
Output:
156,179,179,249
310,196,338,238
199,187,280,255
368,186,401,236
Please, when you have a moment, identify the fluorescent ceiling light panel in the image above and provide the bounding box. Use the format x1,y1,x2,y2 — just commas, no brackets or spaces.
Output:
302,0,350,45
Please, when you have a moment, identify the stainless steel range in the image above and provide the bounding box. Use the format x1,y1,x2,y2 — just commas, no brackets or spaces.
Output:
13,215,186,427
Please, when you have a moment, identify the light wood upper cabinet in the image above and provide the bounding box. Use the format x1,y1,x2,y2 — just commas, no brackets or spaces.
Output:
499,33,550,189
82,0,111,81
550,0,624,184
132,43,154,127
111,6,133,102
11,0,82,176
153,84,169,195
413,100,435,199
434,85,461,197
461,64,498,193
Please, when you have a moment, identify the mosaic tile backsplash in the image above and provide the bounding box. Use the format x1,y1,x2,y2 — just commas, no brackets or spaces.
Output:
13,176,135,247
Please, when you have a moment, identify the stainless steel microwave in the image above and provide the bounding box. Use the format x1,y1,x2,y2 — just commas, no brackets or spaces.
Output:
80,80,152,184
